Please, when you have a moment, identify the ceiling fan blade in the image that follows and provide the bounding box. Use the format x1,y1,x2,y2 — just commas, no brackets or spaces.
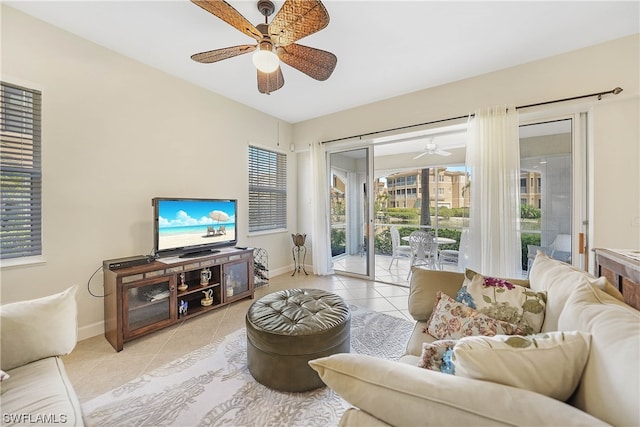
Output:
412,152,428,160
257,67,285,94
191,0,262,41
268,0,330,46
435,149,452,156
277,44,336,81
191,44,256,63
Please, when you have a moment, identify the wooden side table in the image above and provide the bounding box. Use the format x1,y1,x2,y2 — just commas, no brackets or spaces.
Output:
594,248,640,310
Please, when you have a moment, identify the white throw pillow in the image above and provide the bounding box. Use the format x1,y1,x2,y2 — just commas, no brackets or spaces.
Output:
0,286,78,371
457,272,547,334
453,331,591,401
529,251,596,332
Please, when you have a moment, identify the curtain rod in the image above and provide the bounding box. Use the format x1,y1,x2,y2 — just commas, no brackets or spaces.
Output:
320,87,623,144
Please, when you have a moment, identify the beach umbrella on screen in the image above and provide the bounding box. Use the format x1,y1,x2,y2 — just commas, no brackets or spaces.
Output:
209,210,229,223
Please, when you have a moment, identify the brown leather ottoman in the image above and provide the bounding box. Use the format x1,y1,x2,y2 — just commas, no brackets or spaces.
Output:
246,288,351,392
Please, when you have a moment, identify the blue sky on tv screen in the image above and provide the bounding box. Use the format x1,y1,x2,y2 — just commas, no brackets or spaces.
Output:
157,200,236,229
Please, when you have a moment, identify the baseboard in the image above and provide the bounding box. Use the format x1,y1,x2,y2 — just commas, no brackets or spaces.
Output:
78,320,104,340
269,264,293,277
269,263,313,278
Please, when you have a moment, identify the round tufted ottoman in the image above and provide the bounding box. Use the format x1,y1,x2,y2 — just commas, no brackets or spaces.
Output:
246,288,351,392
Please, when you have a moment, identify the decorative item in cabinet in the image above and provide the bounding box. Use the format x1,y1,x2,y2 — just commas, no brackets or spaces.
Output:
254,247,269,287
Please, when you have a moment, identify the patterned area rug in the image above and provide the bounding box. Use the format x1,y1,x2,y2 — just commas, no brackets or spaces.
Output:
82,305,414,427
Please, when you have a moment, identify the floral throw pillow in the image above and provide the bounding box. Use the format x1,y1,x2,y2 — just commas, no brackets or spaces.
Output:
417,340,457,373
456,272,547,335
425,292,522,340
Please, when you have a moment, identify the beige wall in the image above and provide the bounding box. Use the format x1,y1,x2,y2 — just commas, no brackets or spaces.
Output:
2,5,639,338
0,6,297,338
592,96,640,247
295,34,640,268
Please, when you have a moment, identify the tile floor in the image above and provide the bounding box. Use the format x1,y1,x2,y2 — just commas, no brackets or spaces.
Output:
63,272,412,403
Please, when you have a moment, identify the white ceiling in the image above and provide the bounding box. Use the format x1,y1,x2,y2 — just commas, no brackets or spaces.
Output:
6,1,639,124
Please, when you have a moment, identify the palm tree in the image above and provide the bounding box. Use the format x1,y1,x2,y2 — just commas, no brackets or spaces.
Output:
420,168,431,227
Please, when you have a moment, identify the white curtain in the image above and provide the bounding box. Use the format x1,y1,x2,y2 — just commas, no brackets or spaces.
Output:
465,106,522,277
310,141,334,275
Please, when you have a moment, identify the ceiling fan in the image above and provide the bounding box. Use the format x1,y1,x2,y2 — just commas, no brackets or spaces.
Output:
190,0,337,94
412,141,452,159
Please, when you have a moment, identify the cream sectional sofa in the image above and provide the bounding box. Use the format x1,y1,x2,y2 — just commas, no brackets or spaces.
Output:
310,252,640,426
0,287,84,426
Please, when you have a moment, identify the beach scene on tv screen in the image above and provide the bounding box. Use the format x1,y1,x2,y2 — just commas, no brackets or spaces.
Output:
157,200,236,251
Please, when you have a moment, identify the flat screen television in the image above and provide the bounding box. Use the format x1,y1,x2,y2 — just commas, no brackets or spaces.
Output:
152,197,237,258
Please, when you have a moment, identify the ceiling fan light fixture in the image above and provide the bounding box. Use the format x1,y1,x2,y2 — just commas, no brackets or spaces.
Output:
252,41,279,73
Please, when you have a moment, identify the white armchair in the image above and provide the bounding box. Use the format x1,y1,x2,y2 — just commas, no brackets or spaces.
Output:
388,226,412,269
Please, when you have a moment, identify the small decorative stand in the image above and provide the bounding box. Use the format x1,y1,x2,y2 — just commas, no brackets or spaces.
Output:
291,233,309,276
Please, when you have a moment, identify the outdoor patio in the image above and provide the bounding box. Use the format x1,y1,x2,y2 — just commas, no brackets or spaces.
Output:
332,253,461,287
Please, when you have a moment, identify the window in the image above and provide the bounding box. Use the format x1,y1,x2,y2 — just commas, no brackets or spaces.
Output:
1,82,42,260
248,146,287,232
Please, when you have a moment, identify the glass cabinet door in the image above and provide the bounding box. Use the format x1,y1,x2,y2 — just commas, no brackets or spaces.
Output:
223,260,250,301
123,276,175,338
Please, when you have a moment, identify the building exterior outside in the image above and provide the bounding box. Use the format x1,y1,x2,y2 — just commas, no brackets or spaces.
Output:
520,171,542,208
386,169,470,209
385,168,541,210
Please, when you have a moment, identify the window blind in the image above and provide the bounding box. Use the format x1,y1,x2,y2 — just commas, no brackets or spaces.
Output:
0,82,42,260
248,146,286,232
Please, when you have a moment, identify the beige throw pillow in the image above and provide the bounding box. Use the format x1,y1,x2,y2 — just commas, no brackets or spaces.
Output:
1,286,78,371
453,331,591,401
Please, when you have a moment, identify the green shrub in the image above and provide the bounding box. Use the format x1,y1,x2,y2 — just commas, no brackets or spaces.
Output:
387,208,420,222
521,205,541,219
437,228,461,250
521,233,541,270
375,230,392,255
331,228,345,257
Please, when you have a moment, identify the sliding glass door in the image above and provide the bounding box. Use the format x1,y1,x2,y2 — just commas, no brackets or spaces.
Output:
520,117,585,273
324,114,586,284
329,147,373,278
